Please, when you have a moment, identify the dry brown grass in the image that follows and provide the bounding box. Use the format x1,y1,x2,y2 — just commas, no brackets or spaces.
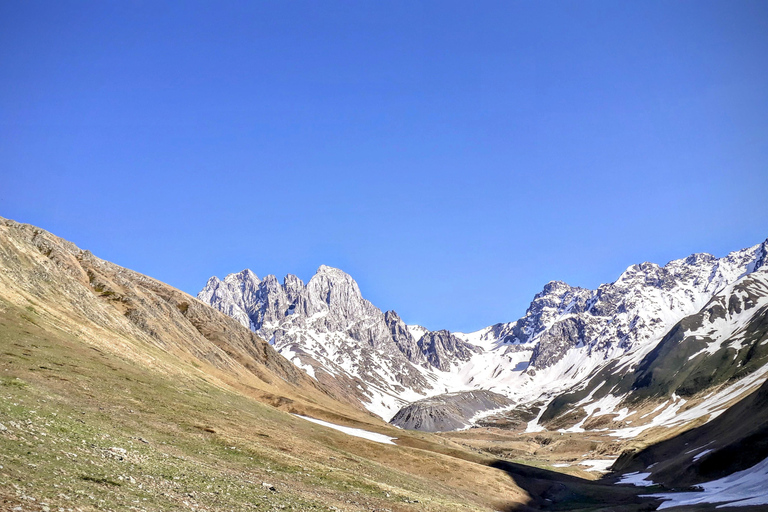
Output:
0,217,666,511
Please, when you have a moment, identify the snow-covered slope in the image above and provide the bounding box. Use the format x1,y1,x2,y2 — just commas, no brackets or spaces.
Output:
199,239,768,432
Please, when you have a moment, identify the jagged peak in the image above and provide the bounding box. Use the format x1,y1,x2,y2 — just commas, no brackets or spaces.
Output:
309,265,358,288
682,252,716,265
283,273,304,287
615,261,662,281
541,280,577,293
384,310,401,321
224,268,260,284
532,280,582,301
315,264,349,276
753,239,768,271
256,274,281,290
203,275,222,288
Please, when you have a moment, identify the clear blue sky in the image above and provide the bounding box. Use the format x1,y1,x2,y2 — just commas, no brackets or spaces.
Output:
1,1,767,332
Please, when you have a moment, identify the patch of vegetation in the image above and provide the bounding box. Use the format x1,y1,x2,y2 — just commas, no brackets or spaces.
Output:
81,475,123,486
0,376,27,388
19,313,37,325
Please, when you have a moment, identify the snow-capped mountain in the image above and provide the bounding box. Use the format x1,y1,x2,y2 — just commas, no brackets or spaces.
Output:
198,265,455,417
199,238,768,432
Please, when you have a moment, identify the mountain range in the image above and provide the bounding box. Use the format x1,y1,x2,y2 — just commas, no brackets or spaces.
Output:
199,238,768,437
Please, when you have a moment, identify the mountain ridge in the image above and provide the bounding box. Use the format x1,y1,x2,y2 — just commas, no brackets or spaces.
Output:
199,238,768,436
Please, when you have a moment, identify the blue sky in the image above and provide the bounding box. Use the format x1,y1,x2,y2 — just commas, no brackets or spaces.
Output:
1,1,767,332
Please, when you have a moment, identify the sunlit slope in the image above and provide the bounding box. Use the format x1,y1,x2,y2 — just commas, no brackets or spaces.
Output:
0,217,532,511
0,300,533,511
0,216,369,421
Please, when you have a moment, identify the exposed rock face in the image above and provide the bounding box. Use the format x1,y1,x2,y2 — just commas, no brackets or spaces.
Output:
529,317,587,368
483,281,592,347
384,310,426,365
417,330,479,372
390,390,512,432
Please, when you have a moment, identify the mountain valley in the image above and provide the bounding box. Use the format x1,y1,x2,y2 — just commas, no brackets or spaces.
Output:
2,215,768,511
199,238,768,442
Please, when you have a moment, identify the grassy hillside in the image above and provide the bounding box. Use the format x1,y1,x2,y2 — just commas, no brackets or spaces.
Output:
0,217,668,511
0,217,534,511
0,298,536,511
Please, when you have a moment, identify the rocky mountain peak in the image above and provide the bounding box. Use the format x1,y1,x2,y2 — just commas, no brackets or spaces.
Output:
684,252,716,266
229,268,259,282
614,262,663,287
199,265,438,416
417,330,479,372
384,310,402,323
312,265,359,287
305,265,368,320
284,273,304,286
749,239,768,272
283,274,304,302
203,275,221,288
538,280,578,296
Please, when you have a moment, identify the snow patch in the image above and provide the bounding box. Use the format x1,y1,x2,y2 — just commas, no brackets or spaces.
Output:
693,449,714,462
293,415,397,445
579,458,617,472
617,472,655,487
644,454,768,509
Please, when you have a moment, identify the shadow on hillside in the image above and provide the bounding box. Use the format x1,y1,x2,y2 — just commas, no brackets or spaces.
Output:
610,378,768,489
489,459,660,512
489,379,768,510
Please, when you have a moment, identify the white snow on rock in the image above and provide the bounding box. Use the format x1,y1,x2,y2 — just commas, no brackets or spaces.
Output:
578,458,617,472
693,449,715,462
617,471,655,487
644,455,768,509
293,415,397,445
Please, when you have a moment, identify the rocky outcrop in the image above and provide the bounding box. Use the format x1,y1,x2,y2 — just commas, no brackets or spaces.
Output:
390,390,512,432
384,310,426,365
417,330,479,372
529,317,587,368
485,281,591,347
